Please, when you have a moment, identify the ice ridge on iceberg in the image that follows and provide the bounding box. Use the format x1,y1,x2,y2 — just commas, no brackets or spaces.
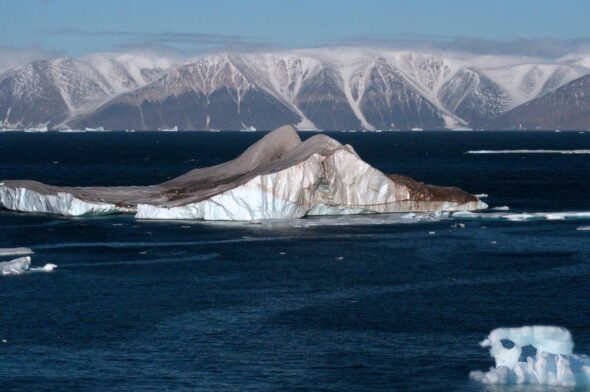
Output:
470,326,590,387
0,125,486,220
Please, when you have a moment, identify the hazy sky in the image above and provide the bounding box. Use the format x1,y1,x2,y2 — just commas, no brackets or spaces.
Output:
1,0,590,56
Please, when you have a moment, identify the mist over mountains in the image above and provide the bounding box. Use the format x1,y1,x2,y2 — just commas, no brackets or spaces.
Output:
2,47,590,131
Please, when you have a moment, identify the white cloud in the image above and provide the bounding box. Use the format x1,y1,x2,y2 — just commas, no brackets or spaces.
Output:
0,45,60,74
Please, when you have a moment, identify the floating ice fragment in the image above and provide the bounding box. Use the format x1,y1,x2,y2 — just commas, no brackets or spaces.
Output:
0,247,33,256
453,210,590,221
0,256,30,275
30,263,57,272
466,149,590,154
491,206,510,211
470,326,590,387
0,256,57,276
577,226,590,231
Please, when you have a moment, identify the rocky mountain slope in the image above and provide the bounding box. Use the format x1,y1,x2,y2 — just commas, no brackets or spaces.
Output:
486,74,590,130
1,49,589,130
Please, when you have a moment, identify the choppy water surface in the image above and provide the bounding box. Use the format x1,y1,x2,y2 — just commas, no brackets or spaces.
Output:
1,131,590,391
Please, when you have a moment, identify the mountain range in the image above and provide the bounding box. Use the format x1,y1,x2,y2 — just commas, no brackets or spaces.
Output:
1,48,590,131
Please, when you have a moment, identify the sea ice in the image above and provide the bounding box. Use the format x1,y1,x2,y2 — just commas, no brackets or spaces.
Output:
465,149,590,154
453,210,590,221
470,326,590,387
0,247,33,256
0,256,57,276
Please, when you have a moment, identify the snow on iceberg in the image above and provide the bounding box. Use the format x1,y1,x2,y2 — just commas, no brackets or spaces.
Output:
0,256,57,276
470,326,590,387
0,125,487,221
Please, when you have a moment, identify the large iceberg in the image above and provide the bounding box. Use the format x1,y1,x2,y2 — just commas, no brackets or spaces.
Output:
470,326,590,387
0,125,486,220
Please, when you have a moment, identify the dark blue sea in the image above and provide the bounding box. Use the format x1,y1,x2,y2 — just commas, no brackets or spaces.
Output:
1,131,590,391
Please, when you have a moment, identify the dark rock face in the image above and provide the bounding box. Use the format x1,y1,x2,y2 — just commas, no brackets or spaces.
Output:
73,87,301,131
359,59,446,130
438,69,510,128
295,67,361,130
487,74,590,130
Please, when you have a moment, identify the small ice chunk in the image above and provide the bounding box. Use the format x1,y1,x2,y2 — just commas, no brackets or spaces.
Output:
30,263,57,272
0,247,33,256
577,226,590,231
491,206,510,211
470,326,590,387
0,256,56,276
0,256,31,275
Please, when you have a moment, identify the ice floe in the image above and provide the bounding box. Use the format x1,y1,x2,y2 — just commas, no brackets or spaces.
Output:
470,326,590,387
0,247,33,256
0,256,57,276
453,210,590,221
490,206,510,211
466,149,590,154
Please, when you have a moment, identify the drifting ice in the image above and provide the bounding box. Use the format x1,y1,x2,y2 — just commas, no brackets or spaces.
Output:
0,125,486,221
470,326,590,387
0,256,57,276
0,247,33,256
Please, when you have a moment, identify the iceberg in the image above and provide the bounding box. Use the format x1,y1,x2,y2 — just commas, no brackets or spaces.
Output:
0,257,31,275
470,326,590,387
0,247,33,256
0,256,57,276
0,125,486,221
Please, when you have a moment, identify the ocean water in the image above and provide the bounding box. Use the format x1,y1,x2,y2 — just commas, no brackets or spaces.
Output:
1,131,590,391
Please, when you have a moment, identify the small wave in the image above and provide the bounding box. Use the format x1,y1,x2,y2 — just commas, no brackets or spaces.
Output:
68,253,219,268
465,149,590,154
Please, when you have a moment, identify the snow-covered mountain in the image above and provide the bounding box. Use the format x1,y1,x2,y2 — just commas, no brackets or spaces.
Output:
486,74,590,130
1,48,589,130
0,53,175,129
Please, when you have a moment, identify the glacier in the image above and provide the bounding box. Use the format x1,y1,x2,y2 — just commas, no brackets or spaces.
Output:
470,326,590,387
0,125,487,221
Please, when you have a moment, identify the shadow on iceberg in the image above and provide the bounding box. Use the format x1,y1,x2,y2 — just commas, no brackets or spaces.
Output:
0,125,486,220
